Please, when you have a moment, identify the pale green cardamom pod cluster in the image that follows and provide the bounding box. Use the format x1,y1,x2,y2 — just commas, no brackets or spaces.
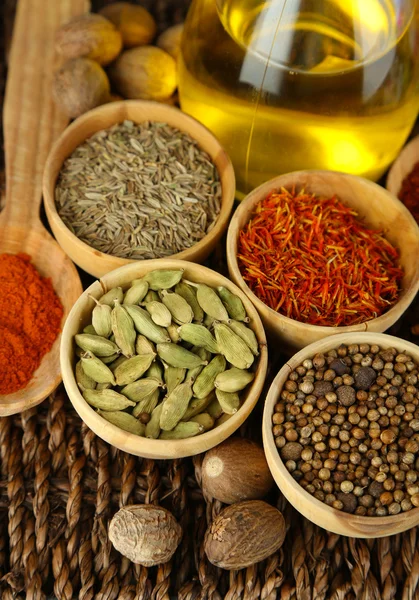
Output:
74,269,259,440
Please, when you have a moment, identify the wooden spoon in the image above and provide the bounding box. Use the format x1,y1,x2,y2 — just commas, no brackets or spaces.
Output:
0,0,88,415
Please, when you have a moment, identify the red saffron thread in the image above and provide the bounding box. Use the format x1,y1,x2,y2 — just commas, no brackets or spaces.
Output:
237,188,403,327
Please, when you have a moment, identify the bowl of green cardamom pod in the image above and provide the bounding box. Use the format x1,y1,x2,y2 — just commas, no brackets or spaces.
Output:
61,259,268,459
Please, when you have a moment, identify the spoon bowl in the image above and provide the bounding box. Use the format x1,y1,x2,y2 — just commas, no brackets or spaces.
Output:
0,0,85,415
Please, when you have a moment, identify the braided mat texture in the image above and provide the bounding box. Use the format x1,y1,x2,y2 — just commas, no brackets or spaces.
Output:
1,388,419,600
1,0,419,598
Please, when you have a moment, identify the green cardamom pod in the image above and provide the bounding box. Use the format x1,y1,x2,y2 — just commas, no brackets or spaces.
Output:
83,389,136,411
145,402,163,439
193,355,226,399
96,382,112,390
97,410,145,436
186,364,204,383
125,305,171,344
121,377,162,402
215,389,241,414
203,313,216,329
187,347,211,381
217,286,249,322
161,290,194,324
227,320,259,356
132,388,160,417
191,346,211,362
135,334,156,355
99,286,124,307
157,343,208,369
189,413,214,432
167,324,180,343
214,367,254,393
75,334,120,357
182,391,215,420
196,284,229,322
89,296,113,338
214,322,254,370
143,290,160,303
207,397,224,419
177,323,219,354
109,355,128,372
145,301,172,328
123,279,149,305
145,361,164,384
175,282,204,322
75,360,96,391
164,365,186,395
100,352,121,364
111,301,136,357
81,351,116,385
160,379,194,431
159,421,203,440
83,324,97,335
143,269,184,290
114,353,156,386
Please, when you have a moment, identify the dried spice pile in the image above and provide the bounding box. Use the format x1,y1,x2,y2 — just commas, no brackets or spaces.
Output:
75,269,258,440
398,161,419,223
237,188,403,326
0,253,63,395
55,120,221,259
273,342,419,516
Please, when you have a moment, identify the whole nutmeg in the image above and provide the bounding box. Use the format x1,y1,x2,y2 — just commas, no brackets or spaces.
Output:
157,24,184,59
204,500,285,569
99,3,157,48
202,438,274,504
52,58,110,119
109,504,182,566
55,13,123,66
109,46,177,101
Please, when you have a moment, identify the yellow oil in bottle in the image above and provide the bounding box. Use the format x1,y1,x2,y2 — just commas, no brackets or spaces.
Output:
178,0,419,197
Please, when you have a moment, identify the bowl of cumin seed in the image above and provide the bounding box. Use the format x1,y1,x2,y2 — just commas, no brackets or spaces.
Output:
43,100,236,278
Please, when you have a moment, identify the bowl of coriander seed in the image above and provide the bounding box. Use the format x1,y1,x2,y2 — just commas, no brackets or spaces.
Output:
262,332,419,538
43,100,235,278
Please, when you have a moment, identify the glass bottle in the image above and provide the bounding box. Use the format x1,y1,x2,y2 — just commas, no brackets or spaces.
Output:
178,0,419,197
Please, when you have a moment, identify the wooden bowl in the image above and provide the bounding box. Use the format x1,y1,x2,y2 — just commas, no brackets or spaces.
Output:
386,134,419,198
61,259,268,459
43,100,236,278
262,332,419,538
227,170,419,352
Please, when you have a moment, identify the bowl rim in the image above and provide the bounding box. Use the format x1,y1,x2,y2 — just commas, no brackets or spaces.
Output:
262,331,419,537
386,133,419,197
61,258,268,459
227,169,419,334
43,100,236,266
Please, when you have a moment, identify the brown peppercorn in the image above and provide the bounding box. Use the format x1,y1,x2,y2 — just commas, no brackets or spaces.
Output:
138,412,151,424
405,440,419,454
281,442,303,461
285,429,299,442
337,385,356,407
336,492,357,513
313,380,333,398
368,481,384,498
388,502,401,515
379,491,394,506
272,413,285,425
359,494,374,508
275,436,286,449
411,493,419,507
